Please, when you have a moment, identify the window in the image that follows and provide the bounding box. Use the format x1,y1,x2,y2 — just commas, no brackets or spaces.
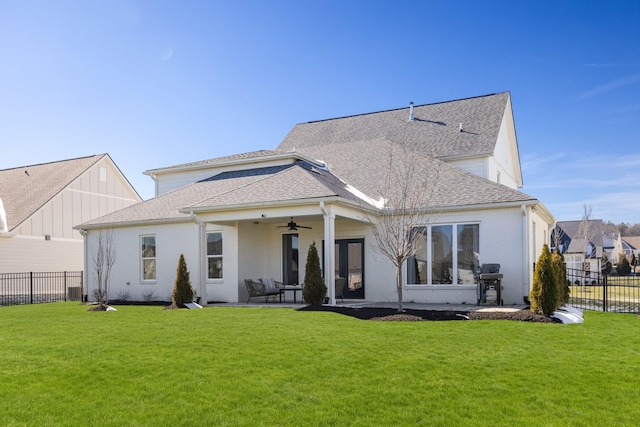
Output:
206,232,223,279
407,223,480,285
141,235,156,281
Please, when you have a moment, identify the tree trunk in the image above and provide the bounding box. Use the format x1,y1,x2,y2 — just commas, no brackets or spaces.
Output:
396,262,403,313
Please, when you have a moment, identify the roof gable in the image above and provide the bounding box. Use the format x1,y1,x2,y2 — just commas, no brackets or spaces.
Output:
0,154,106,231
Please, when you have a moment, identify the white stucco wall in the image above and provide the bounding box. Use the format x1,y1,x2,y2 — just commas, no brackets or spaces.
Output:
86,203,548,306
397,206,527,305
85,222,199,303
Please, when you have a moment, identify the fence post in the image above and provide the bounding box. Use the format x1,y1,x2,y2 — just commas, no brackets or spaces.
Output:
603,273,607,312
30,271,34,304
64,271,67,302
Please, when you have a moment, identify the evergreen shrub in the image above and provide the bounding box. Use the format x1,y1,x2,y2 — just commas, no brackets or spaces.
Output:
172,254,194,306
617,255,631,276
302,241,326,305
530,244,559,315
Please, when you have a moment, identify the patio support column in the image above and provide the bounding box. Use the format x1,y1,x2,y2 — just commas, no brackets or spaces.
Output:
198,219,207,305
321,202,336,305
190,211,207,306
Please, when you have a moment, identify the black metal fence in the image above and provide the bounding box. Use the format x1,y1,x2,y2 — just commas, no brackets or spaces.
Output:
0,271,83,306
565,267,640,313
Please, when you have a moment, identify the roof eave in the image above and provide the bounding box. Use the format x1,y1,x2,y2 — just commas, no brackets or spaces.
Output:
74,216,193,231
180,195,379,215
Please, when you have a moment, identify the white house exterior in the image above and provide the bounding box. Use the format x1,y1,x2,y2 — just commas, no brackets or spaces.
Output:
0,154,141,273
77,92,554,305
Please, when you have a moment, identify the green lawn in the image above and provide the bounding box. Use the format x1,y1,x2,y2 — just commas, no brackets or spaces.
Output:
1,303,639,426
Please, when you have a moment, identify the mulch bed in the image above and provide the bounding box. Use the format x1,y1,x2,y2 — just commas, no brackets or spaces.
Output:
298,305,559,323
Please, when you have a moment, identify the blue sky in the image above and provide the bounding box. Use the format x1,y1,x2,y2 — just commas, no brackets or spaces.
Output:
1,0,639,224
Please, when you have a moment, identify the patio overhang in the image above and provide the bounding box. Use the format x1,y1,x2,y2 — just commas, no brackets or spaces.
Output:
182,197,378,306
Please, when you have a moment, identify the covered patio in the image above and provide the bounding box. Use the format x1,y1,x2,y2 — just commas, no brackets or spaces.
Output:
185,199,378,306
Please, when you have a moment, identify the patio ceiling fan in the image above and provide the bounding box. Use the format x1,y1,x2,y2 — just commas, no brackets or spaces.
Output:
278,217,312,231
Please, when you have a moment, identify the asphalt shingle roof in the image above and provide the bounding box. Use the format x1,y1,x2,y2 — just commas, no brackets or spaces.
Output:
80,92,538,228
0,154,106,231
81,161,362,227
277,92,510,159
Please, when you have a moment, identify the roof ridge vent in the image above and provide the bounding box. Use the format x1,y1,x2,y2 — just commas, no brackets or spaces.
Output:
409,101,415,121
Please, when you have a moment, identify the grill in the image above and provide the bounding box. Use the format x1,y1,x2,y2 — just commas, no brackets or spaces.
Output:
478,263,503,305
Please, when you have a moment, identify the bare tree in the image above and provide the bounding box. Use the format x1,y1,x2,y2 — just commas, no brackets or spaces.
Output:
551,223,567,253
362,143,441,312
92,229,116,309
575,204,597,288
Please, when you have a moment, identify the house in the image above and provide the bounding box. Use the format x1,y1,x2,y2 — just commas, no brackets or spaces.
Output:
551,219,603,276
77,92,554,305
0,154,141,273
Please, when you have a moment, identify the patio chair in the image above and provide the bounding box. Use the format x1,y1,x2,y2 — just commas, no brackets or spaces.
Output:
261,278,286,302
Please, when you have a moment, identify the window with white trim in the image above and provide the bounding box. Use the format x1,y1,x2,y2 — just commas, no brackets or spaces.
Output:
407,223,480,285
206,232,223,279
141,235,156,281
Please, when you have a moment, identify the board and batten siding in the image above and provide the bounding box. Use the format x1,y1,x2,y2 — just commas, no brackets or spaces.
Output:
14,158,139,239
1,156,141,274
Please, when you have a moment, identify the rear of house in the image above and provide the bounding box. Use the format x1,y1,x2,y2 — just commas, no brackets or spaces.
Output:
78,93,554,305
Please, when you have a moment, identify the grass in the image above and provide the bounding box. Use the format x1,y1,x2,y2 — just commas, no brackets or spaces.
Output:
1,303,639,426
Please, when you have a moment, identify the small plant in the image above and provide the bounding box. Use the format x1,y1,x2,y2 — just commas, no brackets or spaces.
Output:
115,289,132,302
302,241,326,305
141,288,156,302
171,254,194,307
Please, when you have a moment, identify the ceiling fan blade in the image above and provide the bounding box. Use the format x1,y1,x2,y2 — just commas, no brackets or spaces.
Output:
297,225,312,229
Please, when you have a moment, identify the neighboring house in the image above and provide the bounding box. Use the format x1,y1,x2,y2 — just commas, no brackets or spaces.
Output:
608,233,638,263
551,220,603,276
77,92,554,305
0,154,141,273
623,236,640,257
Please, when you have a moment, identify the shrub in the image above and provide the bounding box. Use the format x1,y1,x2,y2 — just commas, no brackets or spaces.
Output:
172,254,194,306
116,289,132,302
530,244,559,315
141,288,156,302
302,241,326,305
617,255,631,276
552,248,569,306
601,252,612,274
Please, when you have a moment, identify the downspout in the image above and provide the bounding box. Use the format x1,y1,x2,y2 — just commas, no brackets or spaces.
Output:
189,211,207,306
320,201,336,305
521,204,529,302
79,229,88,302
